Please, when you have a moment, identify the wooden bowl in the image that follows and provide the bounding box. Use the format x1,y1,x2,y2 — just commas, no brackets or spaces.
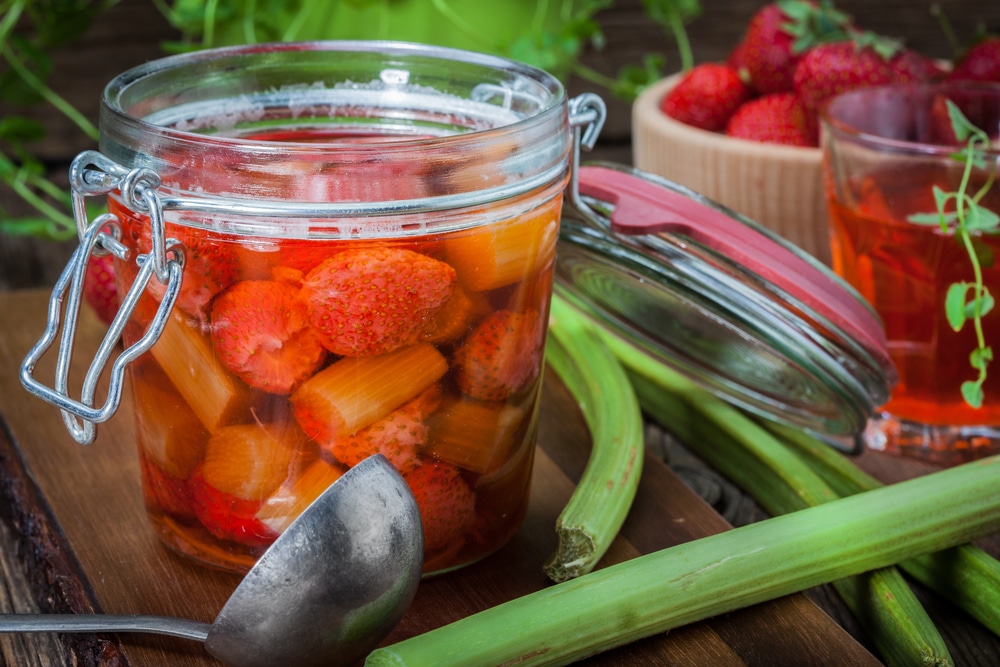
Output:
632,75,830,266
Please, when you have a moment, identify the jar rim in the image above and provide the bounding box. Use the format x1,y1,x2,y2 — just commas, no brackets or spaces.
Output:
101,40,568,153
819,81,1000,156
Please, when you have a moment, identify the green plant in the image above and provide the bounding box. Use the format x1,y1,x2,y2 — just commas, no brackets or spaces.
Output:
0,0,117,242
155,0,700,100
907,100,999,408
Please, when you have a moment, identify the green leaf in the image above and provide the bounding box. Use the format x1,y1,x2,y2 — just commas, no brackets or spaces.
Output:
965,203,1000,232
945,100,978,143
945,282,971,331
975,291,996,319
970,346,994,371
961,381,984,409
907,211,951,226
0,116,46,143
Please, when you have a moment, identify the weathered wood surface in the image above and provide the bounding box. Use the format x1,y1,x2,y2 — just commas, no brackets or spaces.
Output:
0,288,887,666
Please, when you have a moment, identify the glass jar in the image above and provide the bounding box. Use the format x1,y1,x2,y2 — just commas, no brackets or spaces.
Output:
82,42,572,574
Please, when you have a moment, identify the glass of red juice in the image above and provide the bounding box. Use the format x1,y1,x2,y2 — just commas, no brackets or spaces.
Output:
820,82,1000,464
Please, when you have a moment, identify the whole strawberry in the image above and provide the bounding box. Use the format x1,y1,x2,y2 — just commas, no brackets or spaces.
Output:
403,460,476,552
454,308,544,401
741,0,853,95
301,247,456,357
210,279,327,394
725,93,817,147
659,63,752,132
948,37,1000,83
793,35,935,111
83,253,119,325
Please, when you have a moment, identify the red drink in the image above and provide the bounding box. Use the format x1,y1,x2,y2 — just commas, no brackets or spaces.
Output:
827,163,1000,460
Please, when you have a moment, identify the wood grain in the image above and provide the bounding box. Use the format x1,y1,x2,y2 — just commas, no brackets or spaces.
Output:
0,288,881,666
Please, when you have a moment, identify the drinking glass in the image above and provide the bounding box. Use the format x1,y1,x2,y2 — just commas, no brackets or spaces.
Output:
821,82,1000,464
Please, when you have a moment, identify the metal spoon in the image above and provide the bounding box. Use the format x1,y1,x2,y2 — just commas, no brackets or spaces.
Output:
0,454,424,667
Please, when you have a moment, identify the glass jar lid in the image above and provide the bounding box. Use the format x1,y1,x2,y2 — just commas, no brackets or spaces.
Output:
556,162,897,447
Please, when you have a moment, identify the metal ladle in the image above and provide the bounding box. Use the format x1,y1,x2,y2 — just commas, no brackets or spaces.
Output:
0,454,424,667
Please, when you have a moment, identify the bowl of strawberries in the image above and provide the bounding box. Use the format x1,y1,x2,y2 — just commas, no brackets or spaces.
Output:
632,0,997,266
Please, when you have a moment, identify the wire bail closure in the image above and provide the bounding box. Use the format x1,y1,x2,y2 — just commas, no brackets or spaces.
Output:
19,94,607,446
19,151,184,445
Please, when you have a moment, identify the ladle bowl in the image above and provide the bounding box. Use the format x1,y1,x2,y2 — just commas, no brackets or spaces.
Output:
0,454,424,667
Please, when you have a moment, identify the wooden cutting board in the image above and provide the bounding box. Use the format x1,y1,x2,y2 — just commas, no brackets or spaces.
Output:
0,288,879,666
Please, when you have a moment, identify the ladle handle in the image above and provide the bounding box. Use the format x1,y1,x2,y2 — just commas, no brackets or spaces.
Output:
0,614,211,641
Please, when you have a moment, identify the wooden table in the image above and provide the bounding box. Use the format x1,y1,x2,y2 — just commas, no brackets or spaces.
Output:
0,287,996,666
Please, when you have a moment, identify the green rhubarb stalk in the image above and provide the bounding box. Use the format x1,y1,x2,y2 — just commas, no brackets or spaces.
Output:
541,295,644,582
629,373,953,667
366,453,1000,667
767,420,1000,638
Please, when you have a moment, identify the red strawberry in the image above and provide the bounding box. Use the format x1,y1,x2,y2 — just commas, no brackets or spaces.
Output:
725,93,817,147
741,1,853,95
793,36,934,112
403,461,476,552
948,37,1000,83
659,63,753,132
300,247,457,357
322,384,441,474
188,467,278,547
454,309,544,401
140,454,196,520
210,280,327,394
115,201,239,324
83,253,119,325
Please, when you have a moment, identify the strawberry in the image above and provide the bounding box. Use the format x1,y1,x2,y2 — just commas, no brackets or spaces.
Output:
83,252,119,325
403,460,476,552
140,453,196,520
659,63,753,132
188,466,278,547
322,384,441,474
300,247,457,357
948,37,1000,83
210,279,327,394
793,35,934,112
740,1,853,95
725,93,817,147
114,201,239,324
454,309,544,401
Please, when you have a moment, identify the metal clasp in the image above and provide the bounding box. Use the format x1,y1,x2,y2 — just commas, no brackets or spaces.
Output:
567,93,608,226
20,151,184,445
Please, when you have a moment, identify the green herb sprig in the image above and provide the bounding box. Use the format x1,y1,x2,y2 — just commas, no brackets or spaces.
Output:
908,100,999,409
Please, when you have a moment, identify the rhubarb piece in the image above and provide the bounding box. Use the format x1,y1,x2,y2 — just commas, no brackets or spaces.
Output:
200,422,305,501
542,296,644,582
210,279,327,394
148,311,250,433
131,364,208,479
256,458,346,534
188,466,278,548
421,285,492,345
300,247,456,357
454,309,544,401
324,385,441,474
423,398,524,474
366,452,1000,667
443,197,560,292
292,343,448,441
403,461,476,553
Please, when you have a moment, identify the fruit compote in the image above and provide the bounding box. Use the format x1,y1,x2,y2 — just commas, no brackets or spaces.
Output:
113,127,566,575
827,162,1000,460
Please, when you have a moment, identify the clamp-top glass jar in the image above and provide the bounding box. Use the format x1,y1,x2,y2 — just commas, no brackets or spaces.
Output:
56,42,578,574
